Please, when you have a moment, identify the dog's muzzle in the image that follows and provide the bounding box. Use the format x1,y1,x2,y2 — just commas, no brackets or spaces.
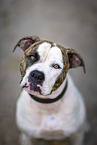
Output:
29,79,68,104
28,70,45,93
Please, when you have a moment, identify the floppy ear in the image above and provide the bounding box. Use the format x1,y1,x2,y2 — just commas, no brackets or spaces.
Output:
13,36,40,52
66,48,86,73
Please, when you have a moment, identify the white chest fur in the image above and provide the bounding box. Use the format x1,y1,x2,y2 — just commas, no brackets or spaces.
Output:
16,75,86,140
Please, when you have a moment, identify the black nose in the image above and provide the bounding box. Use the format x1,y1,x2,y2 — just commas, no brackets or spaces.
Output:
29,70,45,83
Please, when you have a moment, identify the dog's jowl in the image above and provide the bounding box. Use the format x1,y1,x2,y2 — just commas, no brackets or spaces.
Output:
14,36,86,145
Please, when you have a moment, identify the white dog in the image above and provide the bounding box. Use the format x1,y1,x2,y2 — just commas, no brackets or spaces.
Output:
14,36,86,145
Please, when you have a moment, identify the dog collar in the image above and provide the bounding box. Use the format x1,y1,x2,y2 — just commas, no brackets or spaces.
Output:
29,80,68,104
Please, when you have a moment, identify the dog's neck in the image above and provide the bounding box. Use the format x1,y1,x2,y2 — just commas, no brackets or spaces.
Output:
28,78,68,104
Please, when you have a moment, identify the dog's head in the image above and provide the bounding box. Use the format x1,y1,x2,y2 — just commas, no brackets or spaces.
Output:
13,36,86,96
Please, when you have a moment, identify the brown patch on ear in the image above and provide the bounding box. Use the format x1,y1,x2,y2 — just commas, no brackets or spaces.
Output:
13,36,40,52
66,48,86,73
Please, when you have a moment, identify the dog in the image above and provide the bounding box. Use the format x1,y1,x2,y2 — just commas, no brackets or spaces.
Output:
13,36,86,145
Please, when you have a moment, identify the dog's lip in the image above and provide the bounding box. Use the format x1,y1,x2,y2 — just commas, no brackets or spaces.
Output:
22,82,30,88
22,84,29,88
22,82,42,94
37,84,42,89
22,83,42,88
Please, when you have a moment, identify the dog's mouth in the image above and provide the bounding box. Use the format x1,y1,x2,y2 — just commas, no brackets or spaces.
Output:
22,82,42,94
30,83,42,94
22,83,29,88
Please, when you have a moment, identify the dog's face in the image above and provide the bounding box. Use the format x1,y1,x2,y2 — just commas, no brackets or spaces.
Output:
20,41,66,96
14,36,86,96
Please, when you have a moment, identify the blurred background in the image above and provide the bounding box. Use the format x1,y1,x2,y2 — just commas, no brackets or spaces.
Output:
0,0,97,145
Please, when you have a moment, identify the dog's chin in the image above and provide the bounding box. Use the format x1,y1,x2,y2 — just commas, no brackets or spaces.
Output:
22,85,52,96
23,86,41,95
21,77,53,96
21,81,52,96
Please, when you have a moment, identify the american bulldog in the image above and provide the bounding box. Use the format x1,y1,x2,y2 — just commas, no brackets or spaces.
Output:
13,36,86,145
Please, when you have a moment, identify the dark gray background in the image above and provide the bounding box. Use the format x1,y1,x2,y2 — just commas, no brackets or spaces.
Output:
0,0,97,145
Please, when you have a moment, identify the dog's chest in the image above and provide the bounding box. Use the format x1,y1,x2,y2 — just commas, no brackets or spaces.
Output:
39,114,65,140
41,114,59,129
16,94,66,139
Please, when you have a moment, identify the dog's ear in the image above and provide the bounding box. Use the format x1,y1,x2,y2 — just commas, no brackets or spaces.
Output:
13,36,40,52
66,48,86,73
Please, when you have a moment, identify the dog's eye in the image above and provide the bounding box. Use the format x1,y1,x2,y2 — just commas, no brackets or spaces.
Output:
30,55,35,61
53,64,61,69
26,52,40,62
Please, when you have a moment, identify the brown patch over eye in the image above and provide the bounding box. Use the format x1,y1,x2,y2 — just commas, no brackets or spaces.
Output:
26,52,40,63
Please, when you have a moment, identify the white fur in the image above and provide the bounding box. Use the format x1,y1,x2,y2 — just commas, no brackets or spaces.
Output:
16,75,86,144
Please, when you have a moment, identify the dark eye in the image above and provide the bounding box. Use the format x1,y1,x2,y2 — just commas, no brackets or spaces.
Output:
53,64,61,69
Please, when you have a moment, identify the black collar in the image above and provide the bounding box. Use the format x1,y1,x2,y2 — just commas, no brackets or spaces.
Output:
29,80,68,104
